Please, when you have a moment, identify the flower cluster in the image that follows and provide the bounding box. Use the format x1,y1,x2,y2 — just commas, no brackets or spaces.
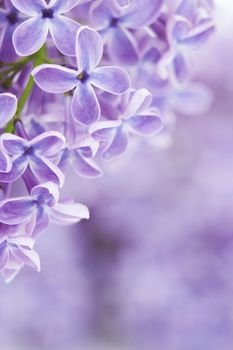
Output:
0,0,215,282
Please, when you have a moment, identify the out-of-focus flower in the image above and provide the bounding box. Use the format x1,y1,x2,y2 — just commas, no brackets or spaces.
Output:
90,0,163,65
90,88,162,159
0,231,40,283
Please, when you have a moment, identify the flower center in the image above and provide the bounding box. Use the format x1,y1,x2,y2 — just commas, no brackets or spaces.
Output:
7,12,18,25
110,17,119,27
42,8,54,19
36,193,55,207
24,146,34,156
77,71,89,83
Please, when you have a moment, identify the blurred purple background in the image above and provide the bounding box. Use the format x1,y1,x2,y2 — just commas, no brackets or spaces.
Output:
1,2,233,349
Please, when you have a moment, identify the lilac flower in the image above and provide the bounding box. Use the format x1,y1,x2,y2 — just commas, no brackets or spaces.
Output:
0,182,90,235
0,130,65,186
32,26,130,125
0,2,21,61
0,229,40,283
58,97,103,178
67,136,103,178
164,0,215,82
10,0,81,56
169,11,215,49
89,89,163,159
90,0,163,65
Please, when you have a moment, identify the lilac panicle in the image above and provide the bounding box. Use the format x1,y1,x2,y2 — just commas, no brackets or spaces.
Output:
0,0,216,283
32,26,130,125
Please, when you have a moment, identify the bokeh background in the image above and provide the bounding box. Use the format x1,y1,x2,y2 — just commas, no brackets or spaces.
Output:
0,1,233,349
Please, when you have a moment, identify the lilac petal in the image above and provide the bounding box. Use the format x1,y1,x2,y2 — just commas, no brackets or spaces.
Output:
49,15,80,56
0,156,28,183
179,24,215,47
108,28,138,66
70,136,99,158
32,64,77,93
116,0,130,7
76,26,103,71
91,66,130,95
72,152,103,178
0,11,7,28
13,17,48,56
1,263,23,284
176,0,196,20
89,120,122,141
8,236,35,249
31,131,65,157
30,155,65,187
90,0,113,30
173,52,189,83
0,93,17,128
10,245,40,271
103,126,128,160
33,209,50,235
51,0,80,13
51,201,89,224
1,133,26,155
125,89,152,116
126,113,163,136
0,197,34,225
0,149,12,173
31,182,59,205
0,25,6,50
170,83,213,115
120,0,163,28
71,83,100,125
0,242,8,270
10,0,46,16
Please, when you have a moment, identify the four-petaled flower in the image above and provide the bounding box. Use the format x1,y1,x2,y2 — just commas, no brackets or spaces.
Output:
89,89,163,159
0,230,40,283
0,182,90,235
90,0,163,65
0,130,65,186
11,0,81,56
32,26,130,125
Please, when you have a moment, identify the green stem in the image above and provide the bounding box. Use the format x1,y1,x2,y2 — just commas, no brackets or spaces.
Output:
4,46,47,133
0,57,31,81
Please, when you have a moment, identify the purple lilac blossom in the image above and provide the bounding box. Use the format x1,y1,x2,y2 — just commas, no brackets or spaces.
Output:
0,1,21,62
32,26,130,125
0,181,89,235
90,0,163,65
0,130,65,186
11,0,81,56
89,88,163,159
